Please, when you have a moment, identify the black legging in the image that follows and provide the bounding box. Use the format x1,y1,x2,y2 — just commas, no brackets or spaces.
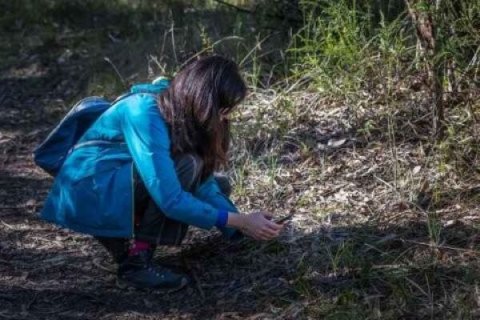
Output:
96,154,231,261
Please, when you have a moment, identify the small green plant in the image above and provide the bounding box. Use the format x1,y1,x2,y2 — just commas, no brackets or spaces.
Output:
324,240,356,274
288,0,399,99
426,211,442,246
231,156,250,199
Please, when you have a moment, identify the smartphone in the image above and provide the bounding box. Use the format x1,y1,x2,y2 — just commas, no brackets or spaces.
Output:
273,212,295,224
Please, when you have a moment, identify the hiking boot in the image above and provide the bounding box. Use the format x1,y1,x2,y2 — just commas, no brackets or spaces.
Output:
117,250,189,290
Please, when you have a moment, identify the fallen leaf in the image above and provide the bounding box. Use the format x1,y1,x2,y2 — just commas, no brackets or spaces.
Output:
412,165,422,175
327,138,347,148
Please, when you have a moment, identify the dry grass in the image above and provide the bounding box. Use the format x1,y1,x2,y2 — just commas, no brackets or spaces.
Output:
1,1,480,319
223,83,480,319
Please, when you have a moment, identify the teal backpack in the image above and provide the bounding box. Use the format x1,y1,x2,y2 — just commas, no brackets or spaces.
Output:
33,78,170,176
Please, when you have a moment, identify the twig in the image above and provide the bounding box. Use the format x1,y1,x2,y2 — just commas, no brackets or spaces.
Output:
0,259,13,264
104,57,127,88
405,276,430,298
92,257,117,274
239,35,271,67
212,0,253,13
0,220,15,230
0,312,20,319
180,36,244,70
169,18,178,64
0,87,6,105
212,0,302,23
401,239,480,255
181,257,205,301
373,174,428,214
24,293,38,311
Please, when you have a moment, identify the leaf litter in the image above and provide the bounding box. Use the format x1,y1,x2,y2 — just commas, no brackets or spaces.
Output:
1,11,480,320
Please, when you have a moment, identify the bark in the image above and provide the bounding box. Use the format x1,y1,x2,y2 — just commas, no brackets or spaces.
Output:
405,0,445,139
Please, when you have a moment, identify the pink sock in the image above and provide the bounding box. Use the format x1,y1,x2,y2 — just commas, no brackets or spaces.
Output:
128,240,151,256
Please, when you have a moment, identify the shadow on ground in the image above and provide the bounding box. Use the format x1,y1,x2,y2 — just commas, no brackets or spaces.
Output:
2,203,480,319
1,2,479,320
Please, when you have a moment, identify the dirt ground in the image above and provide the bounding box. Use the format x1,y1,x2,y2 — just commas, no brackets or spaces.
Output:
3,49,480,319
2,51,279,320
0,7,305,319
2,3,480,320
0,56,299,320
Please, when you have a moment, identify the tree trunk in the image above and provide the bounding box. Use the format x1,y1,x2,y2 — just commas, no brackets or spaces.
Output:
405,0,445,139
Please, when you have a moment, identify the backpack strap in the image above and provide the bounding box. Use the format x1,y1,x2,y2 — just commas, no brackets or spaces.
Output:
70,90,161,152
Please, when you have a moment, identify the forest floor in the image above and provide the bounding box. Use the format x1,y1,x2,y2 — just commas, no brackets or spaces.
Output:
1,4,480,320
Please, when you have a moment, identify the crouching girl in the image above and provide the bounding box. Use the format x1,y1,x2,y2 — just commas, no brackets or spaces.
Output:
41,56,284,289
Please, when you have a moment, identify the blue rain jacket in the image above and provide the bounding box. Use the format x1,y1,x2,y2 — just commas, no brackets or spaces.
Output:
41,86,238,238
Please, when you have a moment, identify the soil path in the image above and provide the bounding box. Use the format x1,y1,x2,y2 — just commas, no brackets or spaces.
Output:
0,72,296,320
0,35,300,320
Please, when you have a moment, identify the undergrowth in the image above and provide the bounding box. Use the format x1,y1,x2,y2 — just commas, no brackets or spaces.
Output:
2,0,480,319
227,1,480,318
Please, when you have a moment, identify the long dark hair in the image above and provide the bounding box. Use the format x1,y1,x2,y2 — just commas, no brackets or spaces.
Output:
157,56,247,177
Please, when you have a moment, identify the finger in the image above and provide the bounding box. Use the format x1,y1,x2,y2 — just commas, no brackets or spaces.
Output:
258,214,281,228
243,230,256,240
261,233,273,241
256,233,269,241
261,212,274,219
254,230,268,239
249,232,260,240
261,228,280,240
255,229,270,240
261,227,278,238
269,228,281,238
265,220,283,231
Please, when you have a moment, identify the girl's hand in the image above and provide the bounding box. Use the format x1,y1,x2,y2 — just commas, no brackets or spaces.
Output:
239,212,283,241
